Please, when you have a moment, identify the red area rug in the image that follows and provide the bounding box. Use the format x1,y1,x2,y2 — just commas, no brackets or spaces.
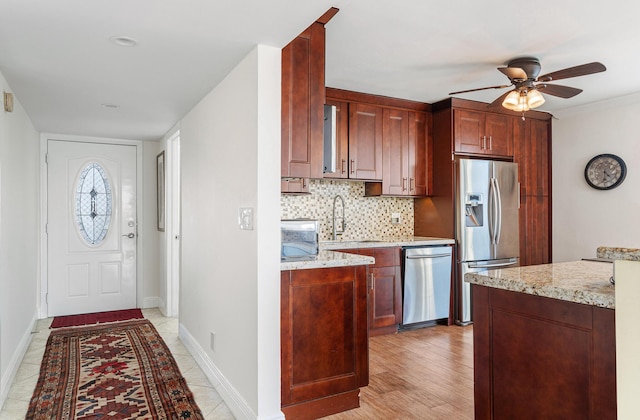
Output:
27,319,203,419
51,308,144,328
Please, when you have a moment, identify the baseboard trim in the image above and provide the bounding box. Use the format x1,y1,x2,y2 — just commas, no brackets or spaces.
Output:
0,312,38,409
142,296,158,309
178,323,261,420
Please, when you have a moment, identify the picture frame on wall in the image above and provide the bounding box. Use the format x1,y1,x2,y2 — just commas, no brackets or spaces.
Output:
157,151,165,231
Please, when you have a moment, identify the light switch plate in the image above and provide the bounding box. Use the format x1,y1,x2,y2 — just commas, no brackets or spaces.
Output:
239,207,254,230
391,212,401,224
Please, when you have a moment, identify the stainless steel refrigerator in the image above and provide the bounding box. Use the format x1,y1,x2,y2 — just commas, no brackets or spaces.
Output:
455,158,519,325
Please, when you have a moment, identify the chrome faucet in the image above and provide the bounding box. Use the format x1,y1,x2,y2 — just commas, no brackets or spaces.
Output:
332,195,347,240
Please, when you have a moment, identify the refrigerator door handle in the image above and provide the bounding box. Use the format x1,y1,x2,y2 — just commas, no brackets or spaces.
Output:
468,259,518,269
489,178,499,245
494,177,502,244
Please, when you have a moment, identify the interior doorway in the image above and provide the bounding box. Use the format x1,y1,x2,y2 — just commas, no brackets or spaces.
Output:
166,131,181,317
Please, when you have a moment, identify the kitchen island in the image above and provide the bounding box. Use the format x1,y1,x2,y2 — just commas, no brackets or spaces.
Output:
465,261,616,420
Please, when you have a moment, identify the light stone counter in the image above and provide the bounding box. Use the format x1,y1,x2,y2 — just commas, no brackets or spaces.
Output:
465,261,615,309
320,236,455,250
280,250,375,271
597,246,640,261
281,236,453,270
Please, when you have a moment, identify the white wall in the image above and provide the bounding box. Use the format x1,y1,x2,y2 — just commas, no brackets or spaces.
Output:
0,75,40,406
553,93,640,262
179,45,281,419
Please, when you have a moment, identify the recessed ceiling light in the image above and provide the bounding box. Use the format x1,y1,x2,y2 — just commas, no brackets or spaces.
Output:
101,103,120,109
109,36,138,47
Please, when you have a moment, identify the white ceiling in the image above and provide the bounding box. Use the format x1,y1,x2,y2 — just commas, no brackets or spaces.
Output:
1,0,638,141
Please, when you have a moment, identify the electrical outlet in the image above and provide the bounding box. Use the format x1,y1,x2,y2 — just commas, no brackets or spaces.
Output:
210,331,215,351
391,213,401,224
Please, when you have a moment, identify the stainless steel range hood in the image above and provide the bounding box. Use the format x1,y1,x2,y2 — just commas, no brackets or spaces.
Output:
323,104,337,173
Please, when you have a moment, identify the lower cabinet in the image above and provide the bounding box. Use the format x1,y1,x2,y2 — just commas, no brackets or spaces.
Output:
281,265,369,419
359,247,402,335
472,285,616,420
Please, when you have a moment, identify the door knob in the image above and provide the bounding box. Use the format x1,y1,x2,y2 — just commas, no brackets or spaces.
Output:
122,233,135,238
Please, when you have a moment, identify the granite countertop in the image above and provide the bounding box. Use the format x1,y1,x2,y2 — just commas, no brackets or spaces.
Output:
280,250,375,271
597,246,640,261
320,236,455,250
465,261,615,309
281,236,454,270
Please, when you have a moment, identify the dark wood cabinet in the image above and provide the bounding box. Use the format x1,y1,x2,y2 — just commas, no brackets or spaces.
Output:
360,247,402,335
281,265,369,419
325,88,430,192
514,117,551,265
323,98,349,179
281,21,325,179
382,110,428,196
454,109,513,157
281,9,338,182
349,102,383,180
473,285,616,420
281,178,310,194
382,108,409,194
338,246,402,336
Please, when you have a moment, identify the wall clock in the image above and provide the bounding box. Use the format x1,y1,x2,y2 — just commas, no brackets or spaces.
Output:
584,153,627,190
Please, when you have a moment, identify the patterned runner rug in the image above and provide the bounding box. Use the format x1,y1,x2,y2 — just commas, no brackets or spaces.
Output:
27,319,203,419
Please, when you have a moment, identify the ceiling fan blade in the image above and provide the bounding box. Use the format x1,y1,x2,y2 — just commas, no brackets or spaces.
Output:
498,67,528,81
537,62,606,82
449,84,511,95
537,83,583,98
487,90,513,108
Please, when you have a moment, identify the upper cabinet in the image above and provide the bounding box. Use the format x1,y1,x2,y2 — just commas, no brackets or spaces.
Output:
454,109,513,157
382,109,428,195
281,9,338,181
325,88,430,195
349,103,383,180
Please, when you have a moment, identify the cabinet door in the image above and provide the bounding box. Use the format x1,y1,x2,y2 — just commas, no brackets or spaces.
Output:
409,111,427,196
484,113,513,157
370,265,402,329
454,109,513,157
323,99,349,179
516,120,550,196
281,178,310,194
349,103,383,180
281,22,325,179
454,109,485,154
281,266,369,407
519,194,550,266
382,108,409,195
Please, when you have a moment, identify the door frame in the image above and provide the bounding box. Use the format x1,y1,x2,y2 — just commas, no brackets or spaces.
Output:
164,129,180,317
39,133,144,319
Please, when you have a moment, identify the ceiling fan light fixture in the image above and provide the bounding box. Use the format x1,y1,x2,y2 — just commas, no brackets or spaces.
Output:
502,91,529,112
501,89,545,112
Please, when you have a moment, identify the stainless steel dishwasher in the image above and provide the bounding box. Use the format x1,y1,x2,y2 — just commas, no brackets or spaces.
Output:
401,245,453,328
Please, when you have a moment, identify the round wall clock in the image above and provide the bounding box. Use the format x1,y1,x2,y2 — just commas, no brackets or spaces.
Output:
584,153,627,190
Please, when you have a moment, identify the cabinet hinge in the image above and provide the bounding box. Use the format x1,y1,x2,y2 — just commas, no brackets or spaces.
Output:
45,293,48,304
45,153,48,164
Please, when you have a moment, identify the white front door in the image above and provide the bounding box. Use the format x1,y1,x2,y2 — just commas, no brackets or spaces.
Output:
47,140,137,316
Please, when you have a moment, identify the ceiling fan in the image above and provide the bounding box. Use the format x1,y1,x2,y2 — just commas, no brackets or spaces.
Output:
449,57,606,113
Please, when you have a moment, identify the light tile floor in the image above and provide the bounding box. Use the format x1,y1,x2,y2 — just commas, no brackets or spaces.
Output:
0,308,235,419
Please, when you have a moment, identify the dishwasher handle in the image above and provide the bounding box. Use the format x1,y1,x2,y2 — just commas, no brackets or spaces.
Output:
406,253,452,259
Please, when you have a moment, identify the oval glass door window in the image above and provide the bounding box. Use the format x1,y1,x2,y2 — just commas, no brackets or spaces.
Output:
75,163,112,245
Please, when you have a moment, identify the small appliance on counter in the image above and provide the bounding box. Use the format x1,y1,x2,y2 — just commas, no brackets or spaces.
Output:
281,219,320,261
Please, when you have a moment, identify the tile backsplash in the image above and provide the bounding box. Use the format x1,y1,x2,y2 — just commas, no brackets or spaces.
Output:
281,179,414,241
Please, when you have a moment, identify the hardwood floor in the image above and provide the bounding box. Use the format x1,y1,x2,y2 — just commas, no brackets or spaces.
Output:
324,324,474,419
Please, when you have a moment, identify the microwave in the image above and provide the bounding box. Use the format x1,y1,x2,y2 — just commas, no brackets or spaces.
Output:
281,219,319,261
